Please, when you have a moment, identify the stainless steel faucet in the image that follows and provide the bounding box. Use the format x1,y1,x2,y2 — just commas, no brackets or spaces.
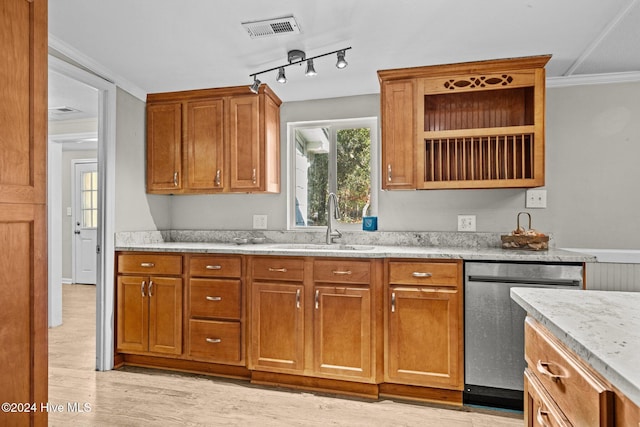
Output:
326,192,342,244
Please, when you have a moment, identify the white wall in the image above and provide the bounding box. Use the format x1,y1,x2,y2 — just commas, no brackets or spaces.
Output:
115,88,171,232
118,82,640,250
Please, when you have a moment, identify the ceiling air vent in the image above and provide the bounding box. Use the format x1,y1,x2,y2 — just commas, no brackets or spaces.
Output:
241,15,301,39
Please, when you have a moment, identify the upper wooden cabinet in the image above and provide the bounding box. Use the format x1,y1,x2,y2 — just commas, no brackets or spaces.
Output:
378,55,550,190
146,84,281,194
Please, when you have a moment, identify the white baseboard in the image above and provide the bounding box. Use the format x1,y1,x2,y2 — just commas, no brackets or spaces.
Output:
62,278,73,284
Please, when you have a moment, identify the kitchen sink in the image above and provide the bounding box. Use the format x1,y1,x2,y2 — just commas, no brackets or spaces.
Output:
267,243,376,251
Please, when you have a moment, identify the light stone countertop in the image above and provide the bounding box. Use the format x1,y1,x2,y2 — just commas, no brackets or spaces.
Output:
511,288,640,407
114,241,594,262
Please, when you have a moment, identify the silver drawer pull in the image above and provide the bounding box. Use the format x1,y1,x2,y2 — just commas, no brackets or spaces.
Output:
140,262,155,268
206,296,222,301
148,280,154,297
391,292,396,313
205,338,221,344
141,280,146,297
315,289,320,309
332,270,352,275
296,289,301,309
412,272,432,278
206,265,222,270
268,267,288,273
536,360,566,383
536,408,551,427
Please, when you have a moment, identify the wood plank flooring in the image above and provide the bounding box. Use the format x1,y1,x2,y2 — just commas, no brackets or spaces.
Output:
49,284,523,426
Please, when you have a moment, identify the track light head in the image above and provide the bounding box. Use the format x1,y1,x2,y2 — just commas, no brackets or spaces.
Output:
305,59,317,77
249,77,261,94
276,67,287,84
336,50,348,69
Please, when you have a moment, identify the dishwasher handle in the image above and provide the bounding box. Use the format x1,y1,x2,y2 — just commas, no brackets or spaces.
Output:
467,275,581,286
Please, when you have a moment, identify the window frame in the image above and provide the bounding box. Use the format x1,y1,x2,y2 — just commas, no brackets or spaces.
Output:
287,117,379,231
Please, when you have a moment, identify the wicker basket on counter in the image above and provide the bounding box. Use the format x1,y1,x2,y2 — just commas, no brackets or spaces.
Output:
501,212,549,251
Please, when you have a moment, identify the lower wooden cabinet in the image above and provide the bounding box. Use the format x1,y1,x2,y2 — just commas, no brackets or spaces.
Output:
384,260,463,391
250,282,305,372
116,274,183,355
524,317,614,427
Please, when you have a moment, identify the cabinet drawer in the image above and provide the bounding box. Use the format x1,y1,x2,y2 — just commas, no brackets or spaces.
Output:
118,253,182,275
190,255,241,278
525,369,572,427
313,259,371,284
190,279,241,320
388,261,459,286
525,317,613,427
252,257,304,282
188,319,241,363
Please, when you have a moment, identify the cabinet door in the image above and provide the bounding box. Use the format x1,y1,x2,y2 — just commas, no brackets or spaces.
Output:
381,79,415,189
186,99,225,191
228,96,261,192
148,276,183,355
116,275,149,353
147,102,182,192
387,286,462,389
313,286,372,380
250,282,304,372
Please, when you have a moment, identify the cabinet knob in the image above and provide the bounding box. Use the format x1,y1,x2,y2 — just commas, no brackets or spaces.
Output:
206,265,222,270
315,289,320,310
205,338,222,344
215,169,221,187
205,296,222,302
140,262,155,268
296,289,301,309
148,280,154,297
391,292,396,313
252,168,257,184
412,272,432,278
173,171,179,187
140,280,146,297
387,164,392,182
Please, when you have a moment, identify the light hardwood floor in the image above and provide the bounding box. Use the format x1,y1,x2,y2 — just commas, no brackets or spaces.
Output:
49,284,523,426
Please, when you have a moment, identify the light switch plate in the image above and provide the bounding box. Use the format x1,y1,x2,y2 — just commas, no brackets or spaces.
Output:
457,215,476,232
253,214,268,230
526,189,547,208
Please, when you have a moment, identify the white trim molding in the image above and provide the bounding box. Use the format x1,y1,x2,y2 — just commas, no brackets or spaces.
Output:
48,34,147,101
547,71,640,88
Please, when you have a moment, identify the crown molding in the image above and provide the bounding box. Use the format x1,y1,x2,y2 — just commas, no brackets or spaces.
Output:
48,34,147,101
547,72,640,88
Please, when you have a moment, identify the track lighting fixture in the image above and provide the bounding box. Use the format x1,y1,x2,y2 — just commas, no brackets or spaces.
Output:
305,59,317,77
276,67,287,84
249,76,261,94
248,47,351,91
336,50,348,69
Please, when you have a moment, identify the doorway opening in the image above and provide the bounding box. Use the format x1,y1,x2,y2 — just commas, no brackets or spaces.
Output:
48,54,117,371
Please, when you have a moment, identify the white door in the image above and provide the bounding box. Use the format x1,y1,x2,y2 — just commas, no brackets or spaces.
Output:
73,161,98,285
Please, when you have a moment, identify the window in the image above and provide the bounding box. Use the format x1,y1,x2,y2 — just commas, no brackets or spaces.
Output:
289,118,377,229
81,170,98,228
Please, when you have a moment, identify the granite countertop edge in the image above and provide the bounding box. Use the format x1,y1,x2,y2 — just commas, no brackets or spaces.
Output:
511,288,640,407
114,242,595,262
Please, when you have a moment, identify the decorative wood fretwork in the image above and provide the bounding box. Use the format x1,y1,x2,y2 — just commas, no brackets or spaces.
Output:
443,74,514,90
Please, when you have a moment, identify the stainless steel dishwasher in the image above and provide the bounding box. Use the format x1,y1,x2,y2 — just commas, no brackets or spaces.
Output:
463,261,583,410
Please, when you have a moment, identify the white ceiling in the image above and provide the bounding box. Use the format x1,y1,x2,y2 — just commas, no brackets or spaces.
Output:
48,0,640,109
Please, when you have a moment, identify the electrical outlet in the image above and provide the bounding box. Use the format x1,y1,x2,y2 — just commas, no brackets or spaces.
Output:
526,189,547,208
253,214,268,230
457,215,476,232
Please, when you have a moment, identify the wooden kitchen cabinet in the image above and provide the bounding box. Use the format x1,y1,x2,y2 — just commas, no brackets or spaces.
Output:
524,317,614,427
146,84,281,194
384,260,463,394
313,259,375,382
380,79,415,189
116,254,183,355
378,55,550,190
187,255,244,365
147,102,183,192
249,257,305,373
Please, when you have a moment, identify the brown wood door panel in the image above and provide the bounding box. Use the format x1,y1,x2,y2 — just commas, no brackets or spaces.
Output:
148,276,183,355
313,287,372,380
0,204,47,426
186,99,225,190
146,102,182,192
387,287,462,388
116,275,149,352
250,283,304,372
0,0,47,205
381,79,415,189
229,96,261,191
